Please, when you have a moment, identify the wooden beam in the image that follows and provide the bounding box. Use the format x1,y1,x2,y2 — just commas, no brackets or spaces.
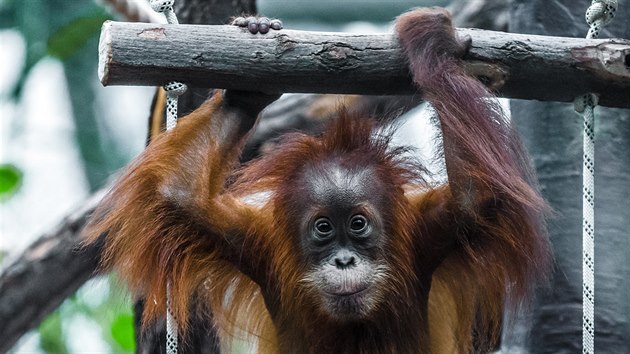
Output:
99,21,630,108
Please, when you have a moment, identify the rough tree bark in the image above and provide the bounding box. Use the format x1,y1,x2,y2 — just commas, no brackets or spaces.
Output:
172,0,258,113
98,22,630,108
508,1,630,353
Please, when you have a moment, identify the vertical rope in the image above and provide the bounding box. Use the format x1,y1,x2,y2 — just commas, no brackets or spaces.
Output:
149,1,187,353
164,82,188,130
574,1,617,353
165,282,178,354
162,81,185,354
576,93,597,354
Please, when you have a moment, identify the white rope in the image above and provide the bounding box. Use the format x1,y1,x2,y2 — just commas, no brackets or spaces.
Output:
163,81,185,354
150,0,179,24
584,0,617,39
576,93,598,354
164,82,187,130
166,282,178,354
149,1,187,353
574,1,617,353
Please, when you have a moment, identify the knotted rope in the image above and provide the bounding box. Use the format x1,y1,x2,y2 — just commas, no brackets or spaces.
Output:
574,1,617,353
149,1,187,353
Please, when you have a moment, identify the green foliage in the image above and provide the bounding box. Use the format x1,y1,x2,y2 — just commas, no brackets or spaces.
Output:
2,1,111,97
1,0,121,191
39,312,69,354
47,12,111,60
111,314,135,351
35,277,135,353
0,163,22,200
4,1,136,352
89,277,136,353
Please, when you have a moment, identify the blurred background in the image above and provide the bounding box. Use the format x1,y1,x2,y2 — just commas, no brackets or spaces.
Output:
2,0,629,353
0,0,446,352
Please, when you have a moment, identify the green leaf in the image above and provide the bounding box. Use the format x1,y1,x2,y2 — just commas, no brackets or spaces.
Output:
39,311,69,354
47,13,111,60
111,313,135,351
0,163,22,199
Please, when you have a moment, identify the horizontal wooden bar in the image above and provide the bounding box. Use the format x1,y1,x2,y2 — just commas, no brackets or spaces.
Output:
99,21,630,108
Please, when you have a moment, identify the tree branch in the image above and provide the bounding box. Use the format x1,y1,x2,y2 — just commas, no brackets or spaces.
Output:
99,22,630,108
0,191,105,353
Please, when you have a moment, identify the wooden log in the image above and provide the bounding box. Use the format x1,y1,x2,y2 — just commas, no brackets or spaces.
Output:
96,20,627,108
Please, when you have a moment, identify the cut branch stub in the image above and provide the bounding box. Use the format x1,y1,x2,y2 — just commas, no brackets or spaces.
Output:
99,21,630,108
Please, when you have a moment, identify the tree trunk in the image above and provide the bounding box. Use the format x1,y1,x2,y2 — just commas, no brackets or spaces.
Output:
508,1,630,353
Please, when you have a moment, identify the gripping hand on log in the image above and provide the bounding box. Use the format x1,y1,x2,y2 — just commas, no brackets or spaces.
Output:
223,15,284,113
225,16,284,104
394,7,550,352
232,16,283,34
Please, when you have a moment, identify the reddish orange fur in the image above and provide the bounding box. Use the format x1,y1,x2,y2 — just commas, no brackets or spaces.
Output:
396,8,551,352
84,7,550,354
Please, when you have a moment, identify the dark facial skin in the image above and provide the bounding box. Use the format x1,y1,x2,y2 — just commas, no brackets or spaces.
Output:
297,160,390,321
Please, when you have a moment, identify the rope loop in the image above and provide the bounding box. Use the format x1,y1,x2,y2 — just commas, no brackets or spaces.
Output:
585,0,618,38
585,0,617,27
164,81,188,97
164,82,187,131
166,282,178,354
574,93,599,113
150,0,174,13
149,0,179,24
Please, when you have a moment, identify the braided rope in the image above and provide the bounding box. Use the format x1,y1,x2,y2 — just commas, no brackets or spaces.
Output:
149,1,187,353
165,282,178,354
163,81,186,354
576,93,598,354
574,1,617,353
150,0,179,24
164,82,187,130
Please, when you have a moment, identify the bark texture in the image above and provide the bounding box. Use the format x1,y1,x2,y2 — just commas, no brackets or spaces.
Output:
98,22,630,108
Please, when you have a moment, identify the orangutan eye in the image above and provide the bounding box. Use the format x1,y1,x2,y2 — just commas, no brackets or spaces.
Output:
349,214,368,234
314,217,334,238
